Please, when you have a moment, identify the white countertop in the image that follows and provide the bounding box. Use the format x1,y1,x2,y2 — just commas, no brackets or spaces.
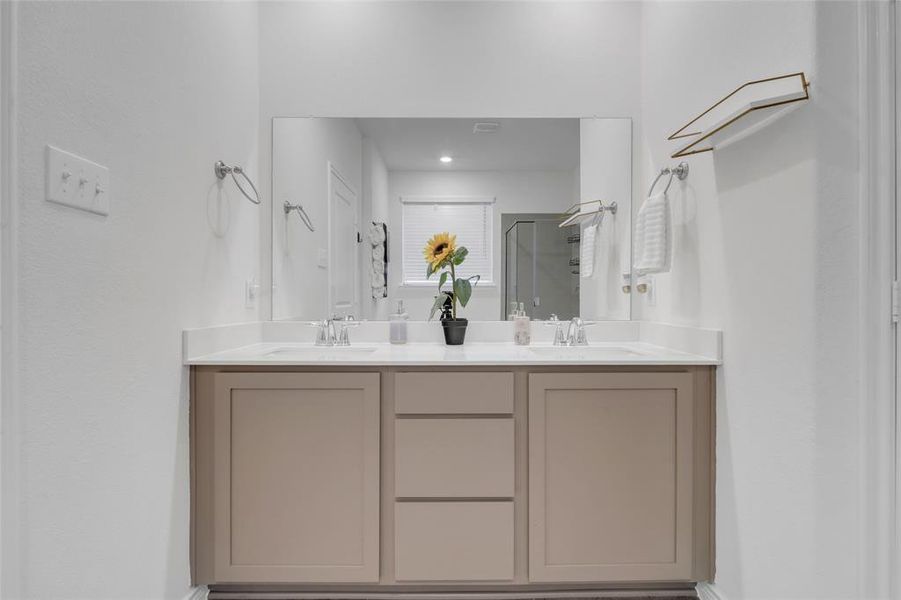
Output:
186,341,718,366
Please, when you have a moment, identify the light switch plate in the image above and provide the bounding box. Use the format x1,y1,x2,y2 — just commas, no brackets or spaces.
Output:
46,145,110,216
317,248,328,269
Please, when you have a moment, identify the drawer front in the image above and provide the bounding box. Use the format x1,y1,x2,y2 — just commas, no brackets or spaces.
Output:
395,372,514,414
395,501,514,581
395,418,514,498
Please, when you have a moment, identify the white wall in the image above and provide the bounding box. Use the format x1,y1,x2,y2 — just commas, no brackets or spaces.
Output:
9,2,260,598
387,170,575,321
362,138,390,320
272,118,362,320
579,118,631,321
258,0,643,319
638,1,861,598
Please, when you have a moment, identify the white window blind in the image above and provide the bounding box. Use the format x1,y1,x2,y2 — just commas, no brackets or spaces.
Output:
401,197,494,286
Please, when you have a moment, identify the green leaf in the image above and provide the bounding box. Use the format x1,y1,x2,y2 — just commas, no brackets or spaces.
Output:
453,277,473,307
428,292,451,321
426,262,434,278
438,271,448,290
452,246,469,265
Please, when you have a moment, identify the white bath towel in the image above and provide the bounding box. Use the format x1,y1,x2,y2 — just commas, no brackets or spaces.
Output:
634,192,671,275
371,244,385,261
580,224,597,278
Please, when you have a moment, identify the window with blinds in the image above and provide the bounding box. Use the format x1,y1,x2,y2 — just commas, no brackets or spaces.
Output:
401,197,495,286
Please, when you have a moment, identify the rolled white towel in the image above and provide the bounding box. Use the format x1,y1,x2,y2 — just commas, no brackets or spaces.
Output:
369,223,386,245
372,244,385,261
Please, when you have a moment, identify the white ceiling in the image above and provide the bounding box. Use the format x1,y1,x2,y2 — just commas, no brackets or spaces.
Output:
354,118,580,171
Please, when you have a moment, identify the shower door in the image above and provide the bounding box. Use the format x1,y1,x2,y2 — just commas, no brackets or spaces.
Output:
502,217,579,321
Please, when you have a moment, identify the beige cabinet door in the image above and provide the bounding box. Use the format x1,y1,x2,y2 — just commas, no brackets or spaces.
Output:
529,372,694,582
212,372,380,583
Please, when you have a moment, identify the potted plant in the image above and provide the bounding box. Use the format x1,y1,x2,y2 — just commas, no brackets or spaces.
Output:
423,232,479,345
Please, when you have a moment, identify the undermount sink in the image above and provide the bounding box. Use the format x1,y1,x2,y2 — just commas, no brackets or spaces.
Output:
264,346,378,357
528,346,646,358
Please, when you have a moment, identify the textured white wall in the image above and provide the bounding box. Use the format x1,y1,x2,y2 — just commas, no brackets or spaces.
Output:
579,118,631,321
258,0,643,318
10,2,260,598
638,1,861,598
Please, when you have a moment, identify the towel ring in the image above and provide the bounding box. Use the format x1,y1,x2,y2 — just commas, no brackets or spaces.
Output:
215,161,261,205
647,161,689,197
284,201,316,232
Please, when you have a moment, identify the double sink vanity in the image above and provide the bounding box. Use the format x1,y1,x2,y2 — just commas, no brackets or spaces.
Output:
188,116,721,598
186,320,721,598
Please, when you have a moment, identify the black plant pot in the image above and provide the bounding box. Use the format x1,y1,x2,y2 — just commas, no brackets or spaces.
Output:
441,318,468,345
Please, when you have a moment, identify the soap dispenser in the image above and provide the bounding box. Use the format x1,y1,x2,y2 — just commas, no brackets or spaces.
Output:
389,300,409,344
513,302,531,345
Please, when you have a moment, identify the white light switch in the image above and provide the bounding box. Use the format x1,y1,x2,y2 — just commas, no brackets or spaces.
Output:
46,145,110,216
317,248,328,269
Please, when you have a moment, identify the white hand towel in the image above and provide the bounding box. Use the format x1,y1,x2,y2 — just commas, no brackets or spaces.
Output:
371,244,385,261
634,192,671,275
580,224,597,278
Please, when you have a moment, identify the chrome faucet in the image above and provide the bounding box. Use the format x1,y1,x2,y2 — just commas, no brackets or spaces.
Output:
547,316,591,346
566,317,589,346
313,314,357,346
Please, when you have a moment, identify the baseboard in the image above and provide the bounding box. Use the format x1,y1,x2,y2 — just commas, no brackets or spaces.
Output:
208,590,698,600
183,586,209,600
695,583,727,600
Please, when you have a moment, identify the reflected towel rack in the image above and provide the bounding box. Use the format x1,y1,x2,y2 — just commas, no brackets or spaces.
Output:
559,200,617,228
284,201,315,232
214,160,261,205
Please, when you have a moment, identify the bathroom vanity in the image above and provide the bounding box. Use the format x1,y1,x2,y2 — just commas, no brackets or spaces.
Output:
188,115,719,598
187,325,719,598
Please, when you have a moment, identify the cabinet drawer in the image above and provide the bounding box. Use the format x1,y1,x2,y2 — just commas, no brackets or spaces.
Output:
395,501,514,581
395,418,514,498
395,372,514,414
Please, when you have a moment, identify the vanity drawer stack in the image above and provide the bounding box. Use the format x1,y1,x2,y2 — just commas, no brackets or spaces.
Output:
393,372,515,582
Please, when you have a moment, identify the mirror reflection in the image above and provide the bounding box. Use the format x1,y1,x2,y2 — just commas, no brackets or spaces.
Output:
271,118,631,322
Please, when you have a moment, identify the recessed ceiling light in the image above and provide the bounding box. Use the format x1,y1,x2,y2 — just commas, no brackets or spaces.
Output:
473,122,500,134
439,156,453,164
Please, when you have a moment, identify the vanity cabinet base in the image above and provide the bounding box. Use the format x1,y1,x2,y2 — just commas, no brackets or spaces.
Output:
191,365,715,590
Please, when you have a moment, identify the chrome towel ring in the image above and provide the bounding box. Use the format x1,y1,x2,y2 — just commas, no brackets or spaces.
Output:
647,161,689,197
284,201,315,232
214,160,261,205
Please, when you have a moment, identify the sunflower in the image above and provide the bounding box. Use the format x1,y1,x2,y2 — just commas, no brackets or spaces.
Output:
423,232,457,268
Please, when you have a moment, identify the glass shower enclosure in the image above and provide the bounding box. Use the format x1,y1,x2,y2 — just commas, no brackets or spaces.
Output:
502,214,579,321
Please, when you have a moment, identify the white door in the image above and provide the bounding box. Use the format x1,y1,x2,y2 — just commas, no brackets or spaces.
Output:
328,163,359,317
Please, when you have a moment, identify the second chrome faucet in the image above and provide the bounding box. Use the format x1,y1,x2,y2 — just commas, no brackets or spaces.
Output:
546,315,592,346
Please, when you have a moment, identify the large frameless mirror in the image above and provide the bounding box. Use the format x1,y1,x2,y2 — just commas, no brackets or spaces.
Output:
271,117,631,322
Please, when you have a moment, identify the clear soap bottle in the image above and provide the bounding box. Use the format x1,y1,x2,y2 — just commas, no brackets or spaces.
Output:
389,300,409,345
513,302,531,345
